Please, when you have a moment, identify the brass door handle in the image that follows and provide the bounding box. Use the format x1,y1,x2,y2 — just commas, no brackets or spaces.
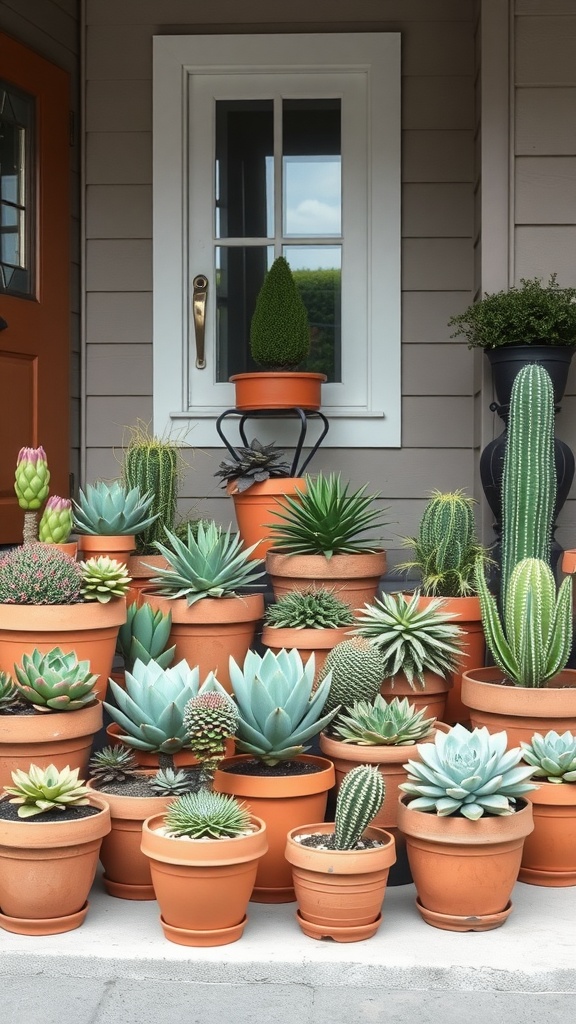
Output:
192,274,208,369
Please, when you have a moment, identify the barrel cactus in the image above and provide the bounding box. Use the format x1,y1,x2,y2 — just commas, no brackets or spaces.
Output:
183,690,238,777
476,556,572,687
319,637,385,716
333,765,385,850
398,490,485,597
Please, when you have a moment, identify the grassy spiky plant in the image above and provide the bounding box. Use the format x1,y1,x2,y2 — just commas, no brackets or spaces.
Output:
89,746,138,785
163,790,253,839
150,767,192,796
265,587,355,630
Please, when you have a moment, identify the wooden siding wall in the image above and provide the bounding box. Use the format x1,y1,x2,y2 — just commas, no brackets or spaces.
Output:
84,0,477,569
0,0,81,491
514,0,576,555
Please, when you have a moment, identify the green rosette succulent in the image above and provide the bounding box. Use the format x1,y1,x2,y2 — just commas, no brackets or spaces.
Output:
332,695,435,746
73,480,159,536
265,587,355,630
150,767,192,796
13,648,98,711
400,724,536,820
38,496,74,544
80,556,131,603
0,672,21,712
14,446,50,510
3,763,91,818
89,746,138,785
230,648,339,765
521,731,576,784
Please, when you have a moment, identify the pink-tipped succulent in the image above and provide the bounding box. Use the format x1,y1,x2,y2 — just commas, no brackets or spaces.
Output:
14,446,50,542
39,496,74,544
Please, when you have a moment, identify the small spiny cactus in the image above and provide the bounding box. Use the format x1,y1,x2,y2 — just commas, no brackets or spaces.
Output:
333,765,385,850
319,637,385,716
183,690,238,777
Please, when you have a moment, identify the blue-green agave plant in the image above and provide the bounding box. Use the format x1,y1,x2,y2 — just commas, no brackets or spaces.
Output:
230,648,339,765
400,724,536,820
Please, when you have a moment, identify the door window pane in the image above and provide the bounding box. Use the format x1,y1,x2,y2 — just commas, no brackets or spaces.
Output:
0,80,35,297
215,245,273,380
283,99,341,238
215,100,273,239
285,246,341,382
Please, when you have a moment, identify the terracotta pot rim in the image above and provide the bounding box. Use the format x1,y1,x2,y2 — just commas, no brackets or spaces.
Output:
319,727,442,766
382,670,453,695
525,780,576,807
0,794,111,848
141,812,267,866
141,591,265,625
0,599,126,629
126,554,170,577
462,667,576,715
230,372,327,382
397,794,533,845
261,625,354,649
77,534,135,549
86,774,173,819
285,822,396,873
0,700,103,742
214,754,335,799
227,478,305,498
412,594,482,621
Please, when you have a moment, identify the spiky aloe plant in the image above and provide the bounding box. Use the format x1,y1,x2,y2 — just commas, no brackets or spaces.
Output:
501,364,556,612
163,790,253,839
267,474,389,558
476,556,572,688
89,746,139,784
122,423,184,555
265,587,355,630
148,521,265,605
116,601,176,672
319,637,386,716
150,767,193,796
333,765,385,850
3,764,91,818
353,591,464,689
230,648,339,765
332,695,435,746
398,490,486,597
400,724,536,819
520,730,576,784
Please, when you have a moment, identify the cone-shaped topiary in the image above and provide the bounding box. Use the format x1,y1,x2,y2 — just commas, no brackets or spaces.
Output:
250,256,310,369
320,637,386,716
333,765,385,850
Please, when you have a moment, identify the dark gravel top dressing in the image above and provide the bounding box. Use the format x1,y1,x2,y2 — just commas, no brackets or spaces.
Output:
220,759,324,778
0,802,102,823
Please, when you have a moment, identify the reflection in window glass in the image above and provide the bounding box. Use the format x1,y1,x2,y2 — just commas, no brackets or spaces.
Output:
215,245,273,381
215,100,273,239
284,246,341,382
283,99,341,239
0,80,34,296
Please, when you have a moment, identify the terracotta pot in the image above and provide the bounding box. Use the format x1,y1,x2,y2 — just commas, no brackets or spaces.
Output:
229,371,326,411
105,721,234,769
0,794,111,935
397,795,533,931
125,554,170,606
228,478,306,561
77,534,135,566
519,781,576,886
45,541,78,559
140,591,264,693
461,667,576,748
285,822,396,941
380,670,452,722
415,595,485,725
213,754,335,903
561,550,576,616
87,774,173,900
0,701,103,792
266,550,387,612
261,624,353,681
0,598,127,702
141,811,268,946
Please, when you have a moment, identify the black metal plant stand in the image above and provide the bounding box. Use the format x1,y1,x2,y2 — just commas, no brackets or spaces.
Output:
216,406,330,477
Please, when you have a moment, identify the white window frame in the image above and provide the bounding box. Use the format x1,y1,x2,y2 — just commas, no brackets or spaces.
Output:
152,33,401,448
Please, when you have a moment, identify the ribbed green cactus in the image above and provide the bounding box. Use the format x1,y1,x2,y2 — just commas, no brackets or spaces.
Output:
122,425,183,555
501,365,556,613
333,765,385,850
476,556,572,688
319,637,386,716
399,490,485,597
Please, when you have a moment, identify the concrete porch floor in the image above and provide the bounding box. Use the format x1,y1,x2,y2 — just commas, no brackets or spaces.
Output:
1,871,574,1024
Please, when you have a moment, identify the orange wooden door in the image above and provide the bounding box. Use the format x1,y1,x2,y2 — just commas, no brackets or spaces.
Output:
0,33,70,543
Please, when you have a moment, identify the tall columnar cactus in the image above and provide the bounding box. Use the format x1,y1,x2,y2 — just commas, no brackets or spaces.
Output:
333,765,385,850
400,490,484,597
122,426,183,555
501,364,556,612
476,556,572,688
319,637,385,716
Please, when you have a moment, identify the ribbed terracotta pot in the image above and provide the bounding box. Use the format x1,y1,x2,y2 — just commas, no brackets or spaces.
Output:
285,822,396,941
141,591,265,693
0,598,127,701
0,701,103,792
229,371,326,411
261,625,353,682
266,550,387,612
415,595,485,725
214,754,335,903
87,774,173,900
380,670,452,722
397,796,534,931
125,554,170,606
77,534,135,565
141,812,268,946
228,478,306,561
461,667,576,748
519,781,576,886
0,794,111,935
